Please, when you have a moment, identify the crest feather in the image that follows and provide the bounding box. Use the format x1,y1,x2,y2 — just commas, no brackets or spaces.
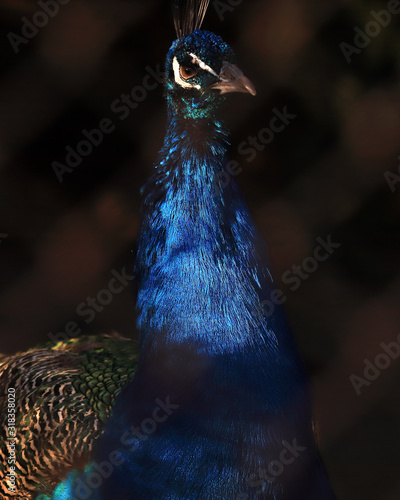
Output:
172,0,211,38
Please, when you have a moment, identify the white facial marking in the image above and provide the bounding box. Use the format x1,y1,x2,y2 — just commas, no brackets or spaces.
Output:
172,56,201,90
189,53,219,78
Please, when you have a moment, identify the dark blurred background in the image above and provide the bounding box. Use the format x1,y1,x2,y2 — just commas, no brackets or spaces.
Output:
1,0,400,498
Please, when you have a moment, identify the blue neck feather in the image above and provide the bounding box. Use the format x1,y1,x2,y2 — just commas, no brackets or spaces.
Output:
136,111,279,355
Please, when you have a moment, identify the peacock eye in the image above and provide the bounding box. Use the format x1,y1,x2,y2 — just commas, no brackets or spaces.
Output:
179,65,198,80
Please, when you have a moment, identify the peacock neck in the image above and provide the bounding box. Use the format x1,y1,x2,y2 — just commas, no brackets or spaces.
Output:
135,110,278,357
161,110,230,177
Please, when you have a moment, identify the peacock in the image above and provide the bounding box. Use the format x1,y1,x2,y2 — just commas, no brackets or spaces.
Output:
0,334,139,499
3,1,335,498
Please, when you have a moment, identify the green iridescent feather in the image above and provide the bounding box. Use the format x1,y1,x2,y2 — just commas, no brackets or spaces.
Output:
0,334,138,499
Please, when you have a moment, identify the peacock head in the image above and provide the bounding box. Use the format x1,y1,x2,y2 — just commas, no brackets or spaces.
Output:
165,30,256,120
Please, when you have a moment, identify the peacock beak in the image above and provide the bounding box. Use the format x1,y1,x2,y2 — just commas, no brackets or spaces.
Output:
210,61,256,96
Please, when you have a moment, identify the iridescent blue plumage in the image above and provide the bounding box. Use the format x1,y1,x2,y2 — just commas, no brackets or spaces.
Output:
49,8,335,500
